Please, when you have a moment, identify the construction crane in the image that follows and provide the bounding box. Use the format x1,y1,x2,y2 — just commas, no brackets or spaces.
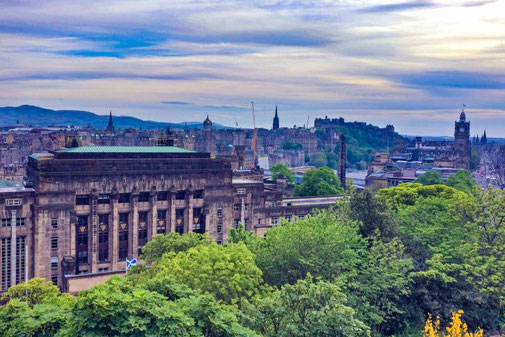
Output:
306,115,310,129
251,101,258,169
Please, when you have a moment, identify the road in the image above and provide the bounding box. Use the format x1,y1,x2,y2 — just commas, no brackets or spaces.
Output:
473,151,503,190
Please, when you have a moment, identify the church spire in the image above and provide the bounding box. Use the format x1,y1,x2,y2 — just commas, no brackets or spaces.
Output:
105,110,115,135
272,105,280,130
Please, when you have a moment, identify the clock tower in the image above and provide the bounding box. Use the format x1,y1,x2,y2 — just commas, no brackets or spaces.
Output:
454,109,470,170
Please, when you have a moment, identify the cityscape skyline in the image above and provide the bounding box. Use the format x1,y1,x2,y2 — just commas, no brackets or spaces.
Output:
1,0,504,136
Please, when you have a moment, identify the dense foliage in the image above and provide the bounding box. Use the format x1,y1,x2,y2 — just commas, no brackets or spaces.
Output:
294,166,344,196
269,163,296,184
3,177,505,336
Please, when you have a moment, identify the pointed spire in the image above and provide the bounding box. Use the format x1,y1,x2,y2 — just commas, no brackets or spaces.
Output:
105,110,115,134
272,105,280,130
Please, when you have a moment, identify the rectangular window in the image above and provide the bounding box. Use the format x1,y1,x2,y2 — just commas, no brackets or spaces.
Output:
1,238,11,291
51,257,58,269
175,209,184,234
51,274,58,285
17,218,25,227
119,193,130,203
138,211,148,248
268,201,276,208
236,188,246,195
6,199,21,206
271,217,279,225
76,195,90,206
176,191,186,200
157,210,166,234
138,192,150,202
217,208,223,217
119,214,129,260
1,218,25,227
234,219,240,228
217,222,222,234
51,237,58,250
234,204,240,211
98,214,109,226
51,218,58,229
76,216,88,264
77,251,88,264
97,194,110,205
194,190,204,199
15,237,26,285
157,192,168,201
1,218,9,227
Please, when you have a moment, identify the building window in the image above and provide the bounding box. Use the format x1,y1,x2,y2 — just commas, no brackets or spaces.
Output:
176,191,186,200
119,213,129,260
217,208,223,217
217,240,223,245
194,190,204,199
244,204,249,210
157,210,167,234
234,219,240,228
138,192,150,202
1,218,25,227
51,237,58,250
51,218,58,229
51,257,58,269
244,218,248,229
6,199,21,206
217,222,222,234
257,218,261,225
271,217,279,225
157,192,168,201
98,267,109,272
234,204,240,211
17,218,25,226
138,211,148,247
175,209,184,234
268,201,276,208
76,195,90,206
119,193,130,203
98,194,110,205
99,214,109,226
1,238,11,291
192,208,204,233
76,216,88,264
51,274,58,285
1,219,8,227
236,188,246,195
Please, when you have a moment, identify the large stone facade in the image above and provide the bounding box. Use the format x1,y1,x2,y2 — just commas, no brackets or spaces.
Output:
0,145,341,293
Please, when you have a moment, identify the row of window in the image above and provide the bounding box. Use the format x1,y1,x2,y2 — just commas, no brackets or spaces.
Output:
75,190,204,206
1,218,25,227
1,236,26,291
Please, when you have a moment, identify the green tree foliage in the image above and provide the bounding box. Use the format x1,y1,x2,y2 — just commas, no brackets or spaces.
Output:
294,167,344,196
1,277,61,306
141,232,212,263
348,189,397,240
244,275,370,337
247,210,412,333
270,163,296,184
151,242,265,304
446,170,476,194
307,152,328,168
414,171,444,186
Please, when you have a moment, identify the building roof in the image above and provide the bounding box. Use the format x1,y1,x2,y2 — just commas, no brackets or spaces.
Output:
56,146,195,154
0,179,22,188
0,179,34,193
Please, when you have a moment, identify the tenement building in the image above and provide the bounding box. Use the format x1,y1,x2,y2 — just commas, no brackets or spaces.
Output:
1,145,339,293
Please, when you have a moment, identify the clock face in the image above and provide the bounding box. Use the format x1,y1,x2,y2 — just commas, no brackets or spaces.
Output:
460,127,465,132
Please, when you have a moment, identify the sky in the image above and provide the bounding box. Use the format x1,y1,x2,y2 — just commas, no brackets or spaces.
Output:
0,0,504,136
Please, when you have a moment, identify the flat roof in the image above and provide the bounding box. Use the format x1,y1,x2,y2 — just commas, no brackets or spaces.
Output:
56,146,195,154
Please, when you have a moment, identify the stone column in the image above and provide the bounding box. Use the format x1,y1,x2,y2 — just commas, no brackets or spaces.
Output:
131,189,139,258
111,189,119,270
240,198,245,227
90,191,98,274
169,189,176,233
10,209,17,287
186,188,194,233
149,187,157,240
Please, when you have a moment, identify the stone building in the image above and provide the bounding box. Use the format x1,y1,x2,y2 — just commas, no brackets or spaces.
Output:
454,109,471,170
0,145,342,294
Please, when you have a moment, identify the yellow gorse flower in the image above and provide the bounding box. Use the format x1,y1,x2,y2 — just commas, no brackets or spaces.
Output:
423,310,483,337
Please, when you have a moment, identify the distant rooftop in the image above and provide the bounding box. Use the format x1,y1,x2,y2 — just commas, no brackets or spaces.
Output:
0,179,22,188
56,146,195,154
0,179,33,193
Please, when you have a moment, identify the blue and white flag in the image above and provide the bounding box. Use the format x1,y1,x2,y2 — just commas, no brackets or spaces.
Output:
126,258,137,270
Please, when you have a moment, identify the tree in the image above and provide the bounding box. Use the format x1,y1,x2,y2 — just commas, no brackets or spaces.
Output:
1,277,61,306
415,171,444,186
244,275,370,337
348,189,397,240
294,167,344,196
247,210,412,333
151,242,265,304
141,232,212,263
446,170,476,194
270,163,296,184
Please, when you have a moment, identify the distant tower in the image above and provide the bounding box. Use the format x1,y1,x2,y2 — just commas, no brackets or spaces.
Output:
105,110,115,135
481,130,487,144
454,107,470,170
203,115,212,132
272,105,280,130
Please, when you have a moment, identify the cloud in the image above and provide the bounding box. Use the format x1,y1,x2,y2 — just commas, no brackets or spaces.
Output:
359,1,435,13
396,71,505,90
463,0,498,7
161,101,191,105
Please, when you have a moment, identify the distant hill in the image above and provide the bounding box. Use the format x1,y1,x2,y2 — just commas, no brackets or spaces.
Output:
0,105,224,130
